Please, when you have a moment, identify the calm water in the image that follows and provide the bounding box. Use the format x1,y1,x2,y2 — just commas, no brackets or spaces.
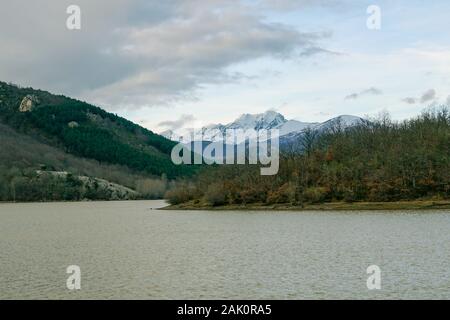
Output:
0,200,449,300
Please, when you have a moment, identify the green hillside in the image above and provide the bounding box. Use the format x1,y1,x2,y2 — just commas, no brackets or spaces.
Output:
0,81,195,201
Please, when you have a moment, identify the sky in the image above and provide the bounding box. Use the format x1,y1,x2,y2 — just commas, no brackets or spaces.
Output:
1,0,450,132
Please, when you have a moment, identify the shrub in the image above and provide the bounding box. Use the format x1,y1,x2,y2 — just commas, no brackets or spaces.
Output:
303,187,329,204
266,183,295,204
164,183,196,205
136,178,167,199
343,188,357,203
239,188,266,204
204,183,227,206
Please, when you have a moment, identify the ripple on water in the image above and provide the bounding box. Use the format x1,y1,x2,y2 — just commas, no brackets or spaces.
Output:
0,201,449,299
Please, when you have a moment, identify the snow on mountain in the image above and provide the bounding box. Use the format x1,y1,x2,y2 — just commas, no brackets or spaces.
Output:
278,115,367,150
160,128,197,143
160,111,365,144
315,115,366,132
279,119,318,136
227,110,286,130
163,111,291,143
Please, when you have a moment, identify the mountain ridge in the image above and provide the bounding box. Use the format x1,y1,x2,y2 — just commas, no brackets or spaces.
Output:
160,110,364,143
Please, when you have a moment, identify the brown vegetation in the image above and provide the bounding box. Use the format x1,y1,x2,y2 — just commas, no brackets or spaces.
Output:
166,107,450,207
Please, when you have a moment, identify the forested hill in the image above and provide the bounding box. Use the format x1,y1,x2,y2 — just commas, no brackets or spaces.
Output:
0,81,194,201
166,107,450,207
0,81,191,178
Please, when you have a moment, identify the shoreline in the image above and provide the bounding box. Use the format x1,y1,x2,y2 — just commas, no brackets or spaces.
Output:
2,199,449,211
0,199,164,205
163,200,450,211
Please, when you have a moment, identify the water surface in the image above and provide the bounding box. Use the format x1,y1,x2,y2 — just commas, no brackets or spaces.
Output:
0,200,449,299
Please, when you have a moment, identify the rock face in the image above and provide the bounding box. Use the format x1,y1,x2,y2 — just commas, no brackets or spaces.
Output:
35,171,140,200
68,121,79,128
19,95,39,112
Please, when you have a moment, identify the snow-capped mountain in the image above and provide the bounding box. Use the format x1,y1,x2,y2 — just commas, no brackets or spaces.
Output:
161,110,320,143
227,110,286,130
279,115,367,149
279,119,318,136
315,115,366,132
160,111,367,154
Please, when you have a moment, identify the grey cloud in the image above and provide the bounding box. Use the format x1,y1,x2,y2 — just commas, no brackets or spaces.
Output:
299,46,342,57
402,97,417,104
258,0,345,11
446,95,450,106
345,87,382,100
0,0,334,111
402,89,437,105
420,89,436,103
158,114,196,130
345,93,359,100
0,0,144,94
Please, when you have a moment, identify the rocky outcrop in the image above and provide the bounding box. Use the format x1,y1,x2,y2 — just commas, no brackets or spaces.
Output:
35,170,140,200
19,95,40,112
68,121,79,128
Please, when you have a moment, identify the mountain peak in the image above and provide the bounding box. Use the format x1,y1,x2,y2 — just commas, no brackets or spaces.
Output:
317,115,365,131
230,110,287,130
159,111,365,143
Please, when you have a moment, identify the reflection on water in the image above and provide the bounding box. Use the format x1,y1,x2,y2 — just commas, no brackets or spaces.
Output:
0,200,449,299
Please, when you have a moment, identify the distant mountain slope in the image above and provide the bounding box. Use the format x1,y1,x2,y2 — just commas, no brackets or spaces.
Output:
160,110,366,154
162,111,314,142
0,81,194,180
280,115,368,151
0,119,147,185
314,115,367,132
160,110,363,144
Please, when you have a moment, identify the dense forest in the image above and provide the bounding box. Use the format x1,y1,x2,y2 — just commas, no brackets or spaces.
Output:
0,121,173,201
0,81,194,201
166,107,450,206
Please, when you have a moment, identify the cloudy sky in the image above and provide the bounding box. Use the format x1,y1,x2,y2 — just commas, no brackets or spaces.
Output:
1,0,450,131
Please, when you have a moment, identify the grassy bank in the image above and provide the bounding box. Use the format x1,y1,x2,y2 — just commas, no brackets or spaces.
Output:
163,200,450,211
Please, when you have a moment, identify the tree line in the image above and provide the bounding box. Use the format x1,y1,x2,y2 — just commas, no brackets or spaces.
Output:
166,107,450,206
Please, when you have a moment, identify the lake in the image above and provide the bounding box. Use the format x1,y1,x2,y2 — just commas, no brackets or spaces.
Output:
0,200,449,299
